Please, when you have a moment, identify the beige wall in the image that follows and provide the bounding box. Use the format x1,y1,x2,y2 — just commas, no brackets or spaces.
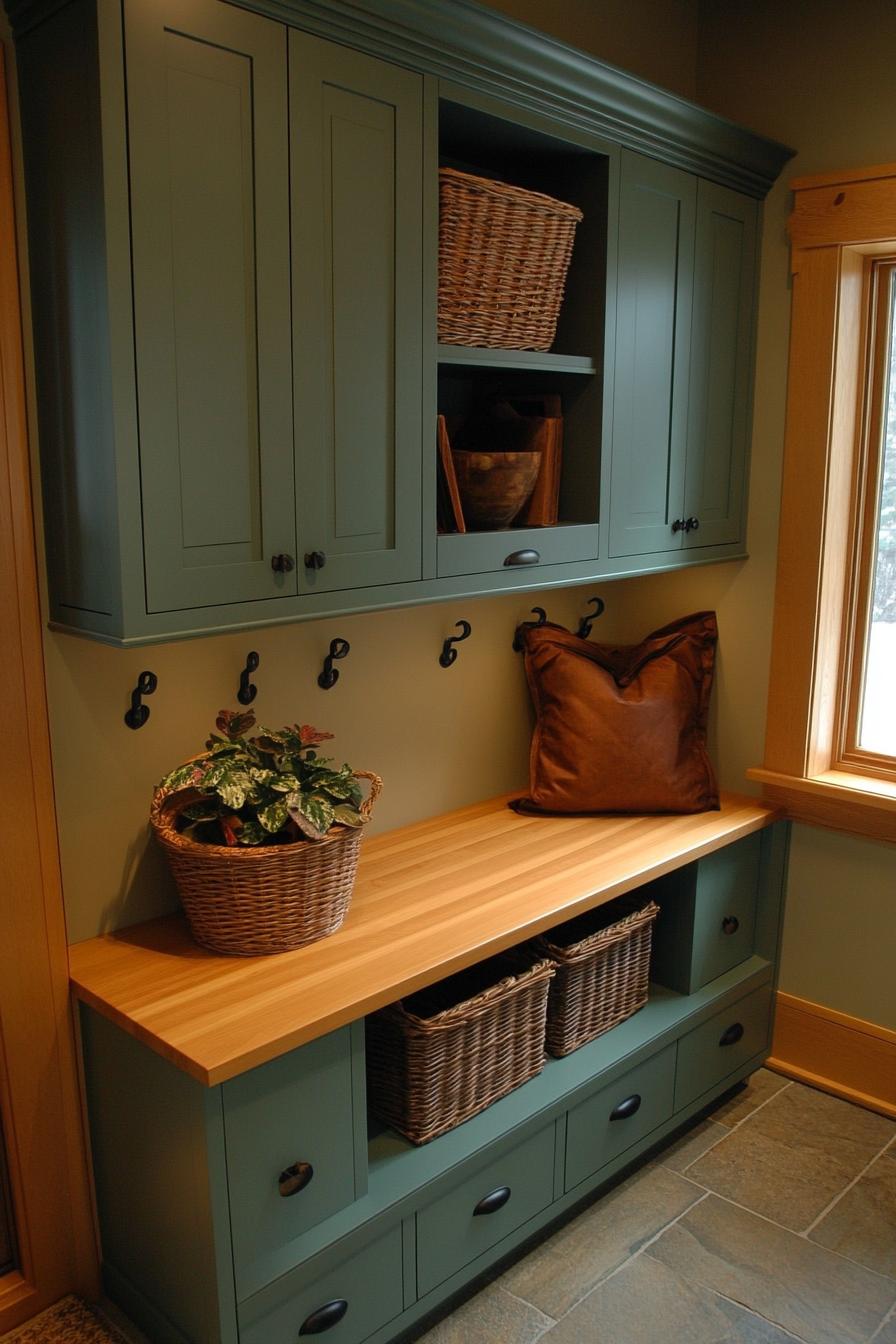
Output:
14,2,894,1024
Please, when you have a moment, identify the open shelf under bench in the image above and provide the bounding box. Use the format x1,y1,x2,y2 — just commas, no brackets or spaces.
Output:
69,791,781,1085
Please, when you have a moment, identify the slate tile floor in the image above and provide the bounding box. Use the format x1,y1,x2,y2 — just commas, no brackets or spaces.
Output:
410,1072,896,1344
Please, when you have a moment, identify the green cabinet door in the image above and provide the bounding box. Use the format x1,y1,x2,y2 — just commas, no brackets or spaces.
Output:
125,0,297,612
608,151,695,558
683,181,758,549
290,33,423,594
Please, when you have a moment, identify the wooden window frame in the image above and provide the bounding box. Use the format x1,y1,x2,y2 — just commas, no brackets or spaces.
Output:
749,162,896,843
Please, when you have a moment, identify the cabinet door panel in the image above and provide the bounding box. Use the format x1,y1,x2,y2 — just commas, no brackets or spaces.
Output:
126,0,296,611
684,182,757,548
609,153,695,558
291,33,423,593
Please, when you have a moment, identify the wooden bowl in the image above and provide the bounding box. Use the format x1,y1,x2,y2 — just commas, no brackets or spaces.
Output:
452,450,542,530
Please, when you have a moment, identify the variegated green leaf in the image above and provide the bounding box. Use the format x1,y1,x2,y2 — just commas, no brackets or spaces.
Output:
331,803,364,828
258,798,290,833
267,773,300,794
181,800,220,821
286,791,334,840
236,819,267,846
216,770,254,810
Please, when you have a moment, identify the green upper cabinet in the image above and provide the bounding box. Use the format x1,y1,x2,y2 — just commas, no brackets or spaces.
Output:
10,0,788,643
125,0,296,611
608,152,696,559
683,181,758,550
290,33,423,594
608,152,758,561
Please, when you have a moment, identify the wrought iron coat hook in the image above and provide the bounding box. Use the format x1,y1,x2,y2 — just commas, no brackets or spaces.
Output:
318,638,350,690
237,651,260,705
439,620,472,668
512,606,548,652
576,596,606,639
124,670,158,730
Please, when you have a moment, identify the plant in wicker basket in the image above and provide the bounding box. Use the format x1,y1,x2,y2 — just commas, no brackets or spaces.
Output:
151,709,381,956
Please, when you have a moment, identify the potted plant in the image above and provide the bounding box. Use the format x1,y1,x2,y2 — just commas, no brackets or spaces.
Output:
151,709,381,956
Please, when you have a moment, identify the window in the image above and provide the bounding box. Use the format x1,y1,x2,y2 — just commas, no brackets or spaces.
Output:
749,163,896,842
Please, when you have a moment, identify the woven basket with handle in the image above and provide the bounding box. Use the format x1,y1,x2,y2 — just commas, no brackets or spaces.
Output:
150,771,381,956
438,167,583,351
534,897,660,1057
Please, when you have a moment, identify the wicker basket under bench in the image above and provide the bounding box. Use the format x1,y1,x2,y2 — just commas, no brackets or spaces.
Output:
366,947,555,1145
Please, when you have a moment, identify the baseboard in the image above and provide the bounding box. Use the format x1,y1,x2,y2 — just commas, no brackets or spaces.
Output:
767,991,896,1119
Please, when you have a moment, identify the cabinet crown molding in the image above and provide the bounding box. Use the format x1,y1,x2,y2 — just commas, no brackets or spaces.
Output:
5,0,794,197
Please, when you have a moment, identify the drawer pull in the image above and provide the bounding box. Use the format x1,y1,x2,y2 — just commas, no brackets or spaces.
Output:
473,1185,512,1216
609,1093,642,1122
721,915,740,935
719,1022,745,1047
504,549,540,567
299,1299,348,1334
278,1160,314,1198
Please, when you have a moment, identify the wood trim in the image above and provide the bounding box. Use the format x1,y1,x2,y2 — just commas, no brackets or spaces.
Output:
768,991,896,1119
69,793,780,1085
0,43,99,1332
791,161,896,191
790,173,896,249
747,769,896,843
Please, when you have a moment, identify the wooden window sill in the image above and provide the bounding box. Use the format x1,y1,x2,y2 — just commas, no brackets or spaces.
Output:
747,767,896,843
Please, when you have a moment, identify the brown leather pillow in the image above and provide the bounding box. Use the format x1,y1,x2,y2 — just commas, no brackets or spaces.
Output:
516,612,719,815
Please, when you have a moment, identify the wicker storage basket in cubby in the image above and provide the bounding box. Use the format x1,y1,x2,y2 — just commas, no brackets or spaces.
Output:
366,947,555,1144
534,897,660,1057
438,167,583,352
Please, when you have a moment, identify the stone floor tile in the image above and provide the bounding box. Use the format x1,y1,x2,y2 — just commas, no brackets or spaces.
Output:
711,1068,791,1128
872,1307,896,1343
496,1163,703,1318
540,1254,805,1343
409,1282,553,1344
646,1192,896,1344
657,1118,728,1173
810,1144,896,1278
684,1083,896,1230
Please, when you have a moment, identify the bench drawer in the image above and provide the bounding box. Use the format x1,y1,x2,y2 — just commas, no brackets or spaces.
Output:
565,1044,676,1192
223,1026,363,1299
239,1225,403,1344
674,983,773,1111
416,1123,556,1297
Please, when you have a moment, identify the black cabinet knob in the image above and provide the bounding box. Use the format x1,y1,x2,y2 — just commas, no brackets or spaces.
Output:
473,1185,512,1216
721,915,740,936
278,1160,314,1198
719,1021,745,1047
685,516,700,532
503,549,540,566
304,550,327,570
271,553,295,573
609,1093,642,1122
671,518,686,533
299,1300,348,1335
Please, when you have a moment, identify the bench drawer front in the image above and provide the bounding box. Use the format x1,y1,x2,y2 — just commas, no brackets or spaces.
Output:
674,984,772,1110
223,1027,361,1298
691,833,760,988
239,1225,403,1344
565,1044,676,1192
416,1123,556,1297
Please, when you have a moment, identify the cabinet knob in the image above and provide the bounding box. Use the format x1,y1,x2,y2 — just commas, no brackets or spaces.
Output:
685,516,700,532
503,549,540,567
473,1185,512,1216
719,1021,745,1047
671,518,686,533
609,1093,642,1122
721,915,740,936
299,1300,348,1335
304,550,327,570
278,1160,314,1198
271,553,295,573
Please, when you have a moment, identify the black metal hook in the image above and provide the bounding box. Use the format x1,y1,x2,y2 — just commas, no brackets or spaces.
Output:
576,596,606,639
124,670,158,730
512,607,548,652
439,620,472,668
318,638,350,690
237,651,260,705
